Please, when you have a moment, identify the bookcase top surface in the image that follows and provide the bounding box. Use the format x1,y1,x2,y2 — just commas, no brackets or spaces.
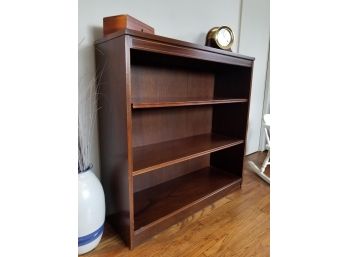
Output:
95,29,255,61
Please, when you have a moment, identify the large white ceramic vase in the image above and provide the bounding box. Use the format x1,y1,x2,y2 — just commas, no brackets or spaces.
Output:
78,166,105,255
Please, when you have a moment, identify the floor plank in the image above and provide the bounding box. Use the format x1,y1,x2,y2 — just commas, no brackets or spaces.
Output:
83,151,270,257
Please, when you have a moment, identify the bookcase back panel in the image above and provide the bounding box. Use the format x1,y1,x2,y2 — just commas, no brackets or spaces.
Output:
131,64,215,100
132,106,212,147
130,49,252,101
133,155,209,192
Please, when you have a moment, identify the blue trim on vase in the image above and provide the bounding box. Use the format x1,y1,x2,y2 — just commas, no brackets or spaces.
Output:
78,224,104,247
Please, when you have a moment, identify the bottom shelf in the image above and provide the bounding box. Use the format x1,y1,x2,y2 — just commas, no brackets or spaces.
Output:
133,167,241,237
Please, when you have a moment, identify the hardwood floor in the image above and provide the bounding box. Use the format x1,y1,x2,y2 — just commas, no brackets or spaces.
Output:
83,152,270,257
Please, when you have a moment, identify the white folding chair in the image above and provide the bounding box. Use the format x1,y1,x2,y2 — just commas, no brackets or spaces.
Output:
248,114,270,184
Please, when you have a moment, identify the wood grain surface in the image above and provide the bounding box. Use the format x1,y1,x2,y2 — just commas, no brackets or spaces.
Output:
83,152,270,257
133,134,244,175
134,167,241,230
132,97,248,109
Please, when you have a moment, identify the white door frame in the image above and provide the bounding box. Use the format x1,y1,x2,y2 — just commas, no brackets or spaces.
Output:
259,45,270,151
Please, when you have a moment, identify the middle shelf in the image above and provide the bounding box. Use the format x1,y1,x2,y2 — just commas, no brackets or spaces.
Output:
132,133,244,175
132,96,248,109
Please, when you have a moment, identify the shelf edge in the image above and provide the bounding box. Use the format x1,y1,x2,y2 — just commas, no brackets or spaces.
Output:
132,139,244,176
132,99,248,109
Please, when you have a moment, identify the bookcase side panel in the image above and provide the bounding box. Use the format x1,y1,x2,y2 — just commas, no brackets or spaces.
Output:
95,36,133,247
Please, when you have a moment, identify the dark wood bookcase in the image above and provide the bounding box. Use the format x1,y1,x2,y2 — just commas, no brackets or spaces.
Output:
95,29,254,249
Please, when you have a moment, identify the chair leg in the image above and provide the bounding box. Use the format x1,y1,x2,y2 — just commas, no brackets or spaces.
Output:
260,150,270,174
248,160,270,184
248,151,270,184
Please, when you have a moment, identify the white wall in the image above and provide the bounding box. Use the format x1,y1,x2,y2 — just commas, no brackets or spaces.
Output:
238,0,270,154
79,0,243,178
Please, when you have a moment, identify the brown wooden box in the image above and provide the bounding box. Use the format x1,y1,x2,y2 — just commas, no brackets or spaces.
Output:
103,14,155,36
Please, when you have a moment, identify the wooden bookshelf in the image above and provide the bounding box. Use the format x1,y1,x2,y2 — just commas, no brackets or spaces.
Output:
95,29,254,249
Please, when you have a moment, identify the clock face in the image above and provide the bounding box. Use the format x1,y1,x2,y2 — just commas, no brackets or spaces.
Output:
217,28,232,47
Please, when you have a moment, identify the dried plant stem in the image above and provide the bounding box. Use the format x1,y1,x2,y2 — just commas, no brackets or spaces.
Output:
78,40,106,173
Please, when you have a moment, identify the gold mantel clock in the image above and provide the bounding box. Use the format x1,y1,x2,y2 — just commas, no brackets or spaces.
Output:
205,26,235,51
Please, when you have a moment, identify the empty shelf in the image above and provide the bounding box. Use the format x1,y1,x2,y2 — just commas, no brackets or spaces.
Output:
133,133,244,175
134,166,242,232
